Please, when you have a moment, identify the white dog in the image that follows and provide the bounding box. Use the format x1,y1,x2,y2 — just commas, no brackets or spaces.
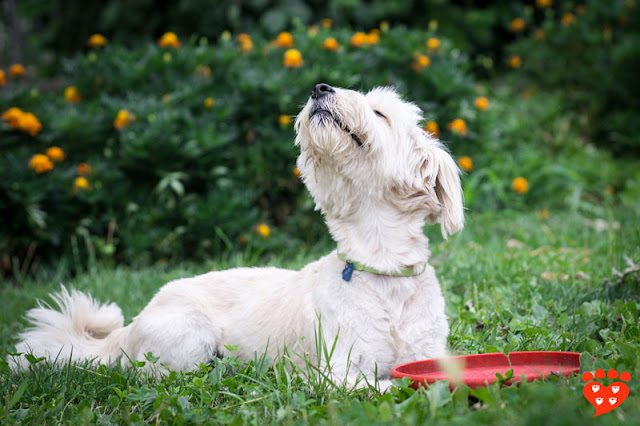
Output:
11,84,464,387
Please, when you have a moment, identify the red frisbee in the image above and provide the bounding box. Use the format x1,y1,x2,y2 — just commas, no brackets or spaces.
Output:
391,351,581,389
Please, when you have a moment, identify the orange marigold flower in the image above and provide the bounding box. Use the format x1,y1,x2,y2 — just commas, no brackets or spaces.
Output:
204,97,215,108
323,37,340,50
77,162,93,176
19,112,42,136
448,118,468,136
73,176,91,192
426,37,440,50
457,156,473,172
561,13,575,26
87,34,107,47
512,177,529,194
275,32,294,48
508,55,522,68
321,18,333,29
157,32,181,48
536,0,552,7
0,70,6,86
255,223,271,238
424,121,440,138
114,109,135,130
534,29,546,40
236,34,253,52
366,31,380,44
474,96,490,111
510,18,526,32
412,54,430,72
539,209,550,220
279,115,292,125
351,32,368,47
2,107,24,128
28,154,53,174
283,49,303,67
293,166,301,178
575,5,586,15
46,146,65,162
308,25,319,37
64,86,82,103
9,64,26,78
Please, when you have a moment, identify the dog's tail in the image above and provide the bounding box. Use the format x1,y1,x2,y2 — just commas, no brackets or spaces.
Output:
9,286,129,369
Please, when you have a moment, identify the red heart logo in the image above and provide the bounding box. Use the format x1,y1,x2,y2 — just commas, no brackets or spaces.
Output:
583,381,630,417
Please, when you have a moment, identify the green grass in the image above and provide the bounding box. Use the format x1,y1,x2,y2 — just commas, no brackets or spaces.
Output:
1,207,639,424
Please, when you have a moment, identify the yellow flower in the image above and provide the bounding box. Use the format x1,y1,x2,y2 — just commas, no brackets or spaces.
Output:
204,97,215,108
366,30,380,44
19,112,42,136
536,0,552,7
561,13,575,26
3,107,42,136
283,49,303,67
9,64,26,78
308,25,319,37
64,86,82,103
275,32,294,48
457,156,473,172
77,162,93,176
2,107,23,128
474,96,490,111
0,70,6,86
293,166,301,178
236,34,253,52
448,118,468,136
73,176,91,192
321,18,333,29
412,54,430,72
351,32,368,47
194,64,212,79
512,177,529,194
534,29,546,40
510,18,526,32
46,146,65,162
426,37,440,50
380,21,390,32
279,115,292,125
508,55,522,68
323,37,340,50
157,32,181,48
114,109,135,130
424,121,439,138
256,223,271,238
28,154,54,174
87,34,107,47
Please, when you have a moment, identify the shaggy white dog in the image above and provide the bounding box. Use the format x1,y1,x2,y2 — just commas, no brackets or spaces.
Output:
11,84,464,387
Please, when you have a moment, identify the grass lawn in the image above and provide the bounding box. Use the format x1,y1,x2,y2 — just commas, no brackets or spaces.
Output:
1,207,639,424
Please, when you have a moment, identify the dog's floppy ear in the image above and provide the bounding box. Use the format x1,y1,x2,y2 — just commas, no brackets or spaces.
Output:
415,138,465,238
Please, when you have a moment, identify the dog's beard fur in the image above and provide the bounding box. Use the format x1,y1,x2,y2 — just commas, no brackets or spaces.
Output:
295,86,464,273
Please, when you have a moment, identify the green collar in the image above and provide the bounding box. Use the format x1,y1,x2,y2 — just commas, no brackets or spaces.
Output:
337,252,426,282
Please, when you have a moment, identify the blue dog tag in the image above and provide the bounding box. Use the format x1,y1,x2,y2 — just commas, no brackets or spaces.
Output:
342,262,355,282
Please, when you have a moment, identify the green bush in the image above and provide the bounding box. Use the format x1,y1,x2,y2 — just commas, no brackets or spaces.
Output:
505,0,640,155
1,21,636,277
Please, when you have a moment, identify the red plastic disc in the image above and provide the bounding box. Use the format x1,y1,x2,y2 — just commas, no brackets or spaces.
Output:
391,351,581,389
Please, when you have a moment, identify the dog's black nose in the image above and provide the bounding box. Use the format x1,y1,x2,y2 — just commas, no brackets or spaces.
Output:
311,83,335,100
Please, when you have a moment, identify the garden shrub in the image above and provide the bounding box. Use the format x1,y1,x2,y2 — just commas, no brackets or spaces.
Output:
1,18,635,277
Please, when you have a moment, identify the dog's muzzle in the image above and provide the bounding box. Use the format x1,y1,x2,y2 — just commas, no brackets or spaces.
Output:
308,83,364,147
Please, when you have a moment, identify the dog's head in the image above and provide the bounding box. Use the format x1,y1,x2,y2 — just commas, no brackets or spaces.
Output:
295,84,464,241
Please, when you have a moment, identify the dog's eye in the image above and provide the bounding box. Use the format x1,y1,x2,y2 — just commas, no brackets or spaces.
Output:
374,110,387,119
